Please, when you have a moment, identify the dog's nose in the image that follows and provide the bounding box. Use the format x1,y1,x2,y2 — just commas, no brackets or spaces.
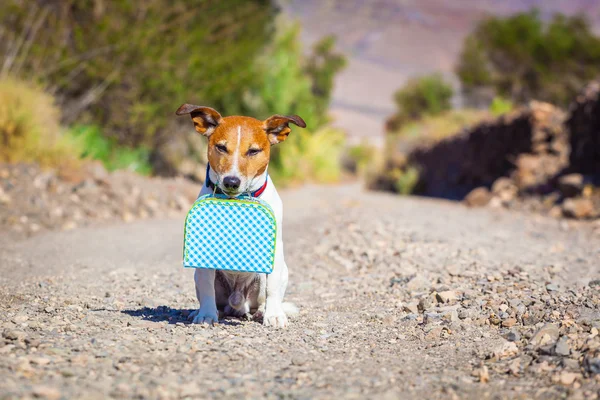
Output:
223,176,241,190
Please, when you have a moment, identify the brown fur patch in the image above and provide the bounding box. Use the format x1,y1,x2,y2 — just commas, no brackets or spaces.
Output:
207,116,271,180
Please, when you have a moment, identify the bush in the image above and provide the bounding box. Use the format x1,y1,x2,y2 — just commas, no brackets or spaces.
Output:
0,3,347,183
0,0,277,147
388,109,491,141
67,126,152,175
0,78,79,167
269,126,345,185
457,11,600,107
391,74,454,126
489,97,514,116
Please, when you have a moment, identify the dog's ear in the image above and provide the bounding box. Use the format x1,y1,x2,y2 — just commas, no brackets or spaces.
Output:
263,115,306,145
176,104,223,137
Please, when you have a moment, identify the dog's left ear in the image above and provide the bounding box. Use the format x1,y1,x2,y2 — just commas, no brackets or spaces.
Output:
263,115,306,145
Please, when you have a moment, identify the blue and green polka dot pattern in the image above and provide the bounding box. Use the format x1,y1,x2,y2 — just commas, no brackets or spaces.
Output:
183,194,276,274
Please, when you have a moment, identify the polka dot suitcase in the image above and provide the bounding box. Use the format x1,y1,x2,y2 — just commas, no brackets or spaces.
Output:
183,194,276,274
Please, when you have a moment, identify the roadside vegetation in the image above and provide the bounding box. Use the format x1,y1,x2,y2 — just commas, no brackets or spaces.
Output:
372,10,600,195
0,1,346,185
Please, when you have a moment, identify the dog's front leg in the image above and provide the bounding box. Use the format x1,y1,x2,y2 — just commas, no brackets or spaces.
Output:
264,242,289,328
191,268,219,325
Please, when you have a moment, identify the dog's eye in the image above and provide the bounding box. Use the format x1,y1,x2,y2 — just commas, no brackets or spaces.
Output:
216,144,228,154
246,148,261,156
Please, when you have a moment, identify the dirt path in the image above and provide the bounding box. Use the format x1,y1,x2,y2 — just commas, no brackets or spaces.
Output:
1,184,599,399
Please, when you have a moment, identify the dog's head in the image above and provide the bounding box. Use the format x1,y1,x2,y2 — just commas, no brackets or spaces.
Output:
176,104,306,197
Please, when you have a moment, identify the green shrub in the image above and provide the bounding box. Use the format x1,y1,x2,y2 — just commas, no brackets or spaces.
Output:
394,166,420,195
0,3,347,183
0,78,79,167
489,97,514,116
67,126,152,175
389,109,490,141
343,141,377,176
0,0,277,147
269,126,345,185
392,74,454,124
457,11,600,106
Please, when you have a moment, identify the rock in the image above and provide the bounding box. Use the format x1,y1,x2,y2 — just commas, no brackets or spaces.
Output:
491,341,519,360
403,302,419,314
29,356,51,366
32,386,61,400
530,323,560,347
557,174,584,198
418,296,434,312
554,336,570,356
502,318,517,328
406,275,431,292
3,329,26,341
584,357,600,375
562,198,596,219
491,177,515,195
442,310,459,323
464,187,492,208
504,331,521,342
291,355,308,366
477,365,490,383
559,372,580,386
545,283,559,292
436,290,458,304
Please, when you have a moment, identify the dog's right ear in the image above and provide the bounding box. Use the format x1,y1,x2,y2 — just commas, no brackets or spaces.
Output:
175,104,223,137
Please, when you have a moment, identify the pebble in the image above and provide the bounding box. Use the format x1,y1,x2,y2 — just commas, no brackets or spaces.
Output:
530,323,560,347
554,336,570,356
436,291,458,304
32,386,61,400
3,329,26,341
559,372,580,386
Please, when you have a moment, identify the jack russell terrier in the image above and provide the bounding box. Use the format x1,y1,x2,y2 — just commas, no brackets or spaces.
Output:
176,104,306,328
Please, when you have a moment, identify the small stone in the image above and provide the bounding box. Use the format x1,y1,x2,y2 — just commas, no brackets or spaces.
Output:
530,323,560,347
29,357,51,366
403,302,419,314
179,382,202,397
442,310,459,323
406,275,431,292
436,291,458,304
559,372,580,386
32,386,61,400
562,198,596,219
3,329,26,341
418,296,434,312
478,365,490,383
465,187,492,207
546,283,559,292
502,318,517,328
291,355,308,366
554,336,570,356
504,331,521,342
492,341,519,360
12,314,29,323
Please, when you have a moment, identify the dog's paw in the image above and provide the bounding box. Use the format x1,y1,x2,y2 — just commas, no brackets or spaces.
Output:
263,310,288,328
191,309,219,325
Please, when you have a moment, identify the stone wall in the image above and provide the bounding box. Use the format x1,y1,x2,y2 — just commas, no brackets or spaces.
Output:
408,102,568,199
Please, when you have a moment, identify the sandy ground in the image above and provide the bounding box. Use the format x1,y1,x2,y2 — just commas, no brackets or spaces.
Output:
1,184,600,399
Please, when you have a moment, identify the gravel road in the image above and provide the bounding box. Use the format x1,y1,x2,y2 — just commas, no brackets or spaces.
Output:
1,184,600,399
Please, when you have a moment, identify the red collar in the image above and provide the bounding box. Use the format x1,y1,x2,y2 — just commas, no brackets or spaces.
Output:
205,165,268,198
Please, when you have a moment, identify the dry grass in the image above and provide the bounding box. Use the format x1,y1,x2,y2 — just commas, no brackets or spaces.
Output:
0,78,80,168
270,126,346,186
390,109,492,145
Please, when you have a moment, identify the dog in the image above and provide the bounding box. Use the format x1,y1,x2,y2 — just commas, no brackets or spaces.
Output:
176,104,305,328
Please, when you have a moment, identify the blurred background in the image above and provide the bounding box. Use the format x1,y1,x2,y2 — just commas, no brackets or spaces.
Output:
1,0,600,236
